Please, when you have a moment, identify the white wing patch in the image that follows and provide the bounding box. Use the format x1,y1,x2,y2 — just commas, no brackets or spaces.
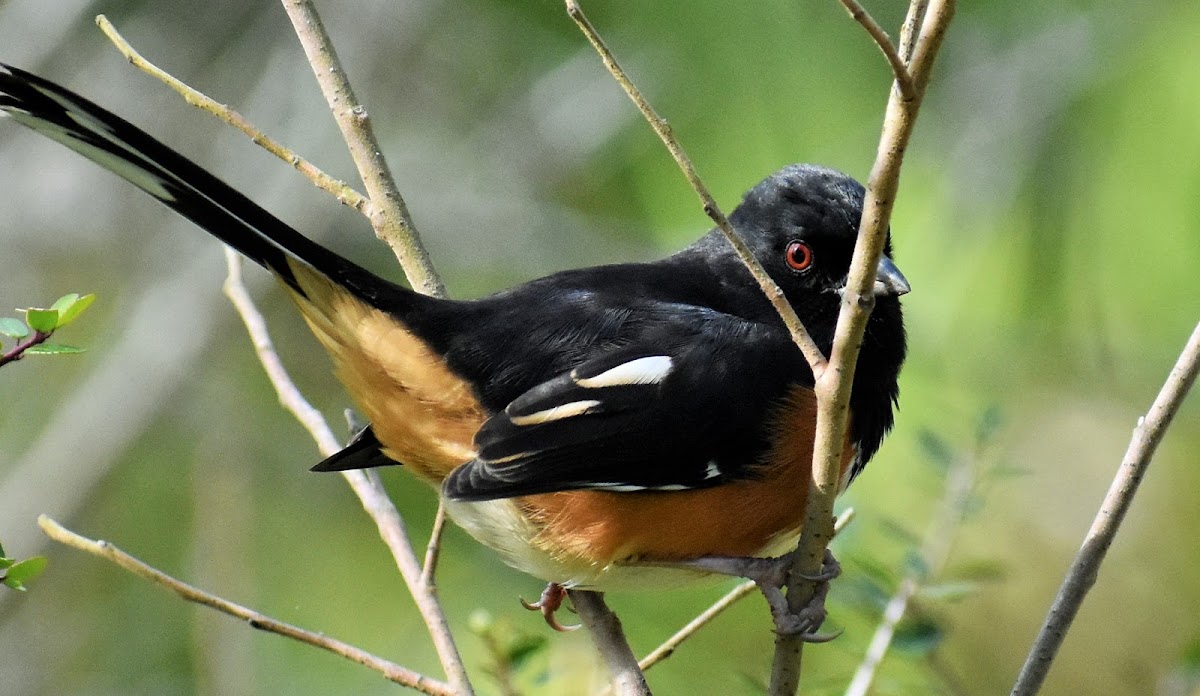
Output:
509,399,602,427
703,460,721,480
574,355,673,388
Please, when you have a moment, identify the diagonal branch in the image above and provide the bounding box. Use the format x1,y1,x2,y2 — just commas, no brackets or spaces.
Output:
95,15,371,217
38,515,454,696
1011,320,1200,696
568,590,652,696
279,0,444,297
222,251,473,695
834,0,916,99
565,0,828,375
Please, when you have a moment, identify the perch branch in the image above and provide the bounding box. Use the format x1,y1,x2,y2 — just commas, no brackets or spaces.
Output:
1011,320,1200,696
568,590,652,696
771,1,955,693
38,515,453,696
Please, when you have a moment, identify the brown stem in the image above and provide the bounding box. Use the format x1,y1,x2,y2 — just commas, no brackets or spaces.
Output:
38,515,454,696
1011,320,1200,695
568,590,652,696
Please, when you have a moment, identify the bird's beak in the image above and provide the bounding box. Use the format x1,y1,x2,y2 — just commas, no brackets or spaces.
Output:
874,255,911,296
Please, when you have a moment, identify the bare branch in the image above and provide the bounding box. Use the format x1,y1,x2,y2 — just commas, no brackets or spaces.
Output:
834,0,916,99
898,0,930,63
222,251,473,695
95,15,371,217
421,499,449,589
771,1,955,693
565,0,828,375
568,590,652,696
38,515,453,696
279,0,444,297
1011,320,1200,696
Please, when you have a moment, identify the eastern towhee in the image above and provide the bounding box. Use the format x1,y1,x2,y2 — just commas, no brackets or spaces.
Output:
1,64,908,636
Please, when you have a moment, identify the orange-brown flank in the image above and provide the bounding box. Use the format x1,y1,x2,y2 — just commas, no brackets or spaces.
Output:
519,386,855,566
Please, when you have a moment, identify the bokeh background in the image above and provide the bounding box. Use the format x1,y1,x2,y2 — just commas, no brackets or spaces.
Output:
1,0,1197,694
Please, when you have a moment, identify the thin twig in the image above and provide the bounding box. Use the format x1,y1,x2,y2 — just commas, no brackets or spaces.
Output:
95,15,370,216
568,590,652,696
845,445,976,696
279,0,445,298
565,0,828,375
222,251,473,695
898,0,930,62
37,515,453,696
771,2,955,693
834,0,916,99
421,499,449,589
1011,320,1200,696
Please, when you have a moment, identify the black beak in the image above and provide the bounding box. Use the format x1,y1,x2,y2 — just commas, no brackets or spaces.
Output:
874,256,911,296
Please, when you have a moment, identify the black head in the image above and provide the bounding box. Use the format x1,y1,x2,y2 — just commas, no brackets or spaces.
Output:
706,163,910,473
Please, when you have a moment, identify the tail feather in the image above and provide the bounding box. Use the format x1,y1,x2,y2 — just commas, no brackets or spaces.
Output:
0,63,405,310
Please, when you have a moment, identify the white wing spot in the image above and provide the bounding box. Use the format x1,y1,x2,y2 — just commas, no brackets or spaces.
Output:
703,460,721,480
575,355,673,388
509,399,601,427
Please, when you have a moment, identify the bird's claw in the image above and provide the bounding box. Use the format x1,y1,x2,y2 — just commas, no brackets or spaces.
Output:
520,582,579,632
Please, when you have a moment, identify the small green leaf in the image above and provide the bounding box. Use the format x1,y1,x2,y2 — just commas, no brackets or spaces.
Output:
0,540,6,556
24,308,59,334
893,616,944,656
2,556,47,590
0,317,29,339
25,343,85,355
54,293,95,327
0,557,13,571
50,293,80,313
919,581,980,602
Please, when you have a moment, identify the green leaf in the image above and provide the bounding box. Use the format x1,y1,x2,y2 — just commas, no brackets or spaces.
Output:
25,343,85,355
24,308,59,334
893,616,944,656
0,317,29,339
0,540,6,557
2,556,47,590
50,293,79,313
54,293,95,327
0,557,13,571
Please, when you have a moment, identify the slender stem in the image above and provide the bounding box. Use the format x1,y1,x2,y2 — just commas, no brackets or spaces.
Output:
1011,320,1200,696
38,515,453,696
834,0,916,99
279,0,444,297
0,329,50,368
898,0,930,63
421,499,449,589
95,15,371,216
568,590,652,696
770,1,955,693
564,0,828,375
223,252,473,695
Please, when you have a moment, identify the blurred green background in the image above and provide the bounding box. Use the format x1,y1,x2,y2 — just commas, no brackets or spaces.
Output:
1,0,1197,694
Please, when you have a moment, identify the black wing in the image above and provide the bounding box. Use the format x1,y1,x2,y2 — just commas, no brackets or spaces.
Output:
443,325,811,501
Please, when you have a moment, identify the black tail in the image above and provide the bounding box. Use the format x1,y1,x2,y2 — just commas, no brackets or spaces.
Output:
0,63,401,307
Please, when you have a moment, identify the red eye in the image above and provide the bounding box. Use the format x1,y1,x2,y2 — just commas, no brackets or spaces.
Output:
785,241,813,271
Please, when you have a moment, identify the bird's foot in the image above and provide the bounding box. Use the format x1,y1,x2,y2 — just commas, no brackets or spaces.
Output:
520,582,579,632
658,549,842,641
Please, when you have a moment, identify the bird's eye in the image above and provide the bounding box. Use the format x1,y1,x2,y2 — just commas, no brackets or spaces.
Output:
785,240,813,271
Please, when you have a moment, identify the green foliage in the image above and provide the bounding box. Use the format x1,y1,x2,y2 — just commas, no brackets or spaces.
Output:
0,541,48,592
0,293,94,366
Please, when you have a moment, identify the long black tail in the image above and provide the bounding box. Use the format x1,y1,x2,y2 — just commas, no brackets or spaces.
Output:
0,63,401,308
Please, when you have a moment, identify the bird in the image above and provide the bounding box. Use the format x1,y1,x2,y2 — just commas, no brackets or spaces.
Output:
0,63,908,636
